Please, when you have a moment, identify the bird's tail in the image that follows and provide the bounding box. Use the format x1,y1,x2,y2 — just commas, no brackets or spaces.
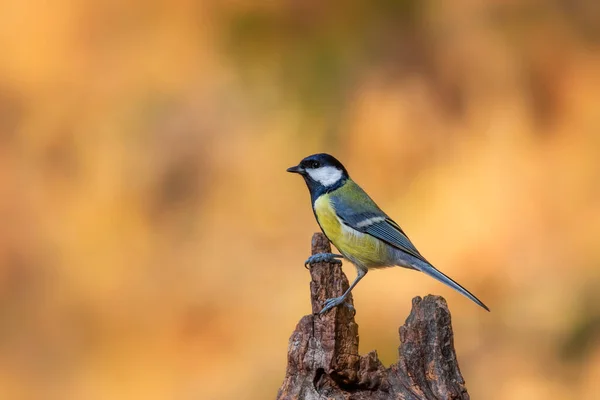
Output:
412,262,490,312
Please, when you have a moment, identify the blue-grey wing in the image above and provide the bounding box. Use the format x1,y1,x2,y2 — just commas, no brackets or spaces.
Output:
329,185,429,264
330,182,490,312
363,218,429,263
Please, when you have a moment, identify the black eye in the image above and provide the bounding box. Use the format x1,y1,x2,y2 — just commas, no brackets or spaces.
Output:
311,161,320,168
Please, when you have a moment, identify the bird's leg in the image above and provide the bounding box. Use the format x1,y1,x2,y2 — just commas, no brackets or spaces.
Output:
320,268,367,314
304,253,343,269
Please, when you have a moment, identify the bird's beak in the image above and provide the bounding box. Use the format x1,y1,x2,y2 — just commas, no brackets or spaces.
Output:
286,165,304,174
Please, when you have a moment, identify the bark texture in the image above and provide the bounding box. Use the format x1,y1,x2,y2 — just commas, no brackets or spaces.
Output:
277,233,470,400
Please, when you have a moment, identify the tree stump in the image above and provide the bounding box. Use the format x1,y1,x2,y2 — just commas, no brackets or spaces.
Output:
277,233,470,400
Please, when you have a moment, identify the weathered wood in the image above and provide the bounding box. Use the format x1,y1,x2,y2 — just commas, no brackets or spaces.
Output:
277,233,470,400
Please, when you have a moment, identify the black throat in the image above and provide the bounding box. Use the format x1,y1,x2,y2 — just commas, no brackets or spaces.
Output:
304,175,347,205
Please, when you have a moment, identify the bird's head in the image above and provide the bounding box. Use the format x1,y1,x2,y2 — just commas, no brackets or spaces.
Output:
287,153,349,194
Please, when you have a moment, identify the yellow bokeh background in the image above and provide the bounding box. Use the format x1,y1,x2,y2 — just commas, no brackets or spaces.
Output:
1,1,599,399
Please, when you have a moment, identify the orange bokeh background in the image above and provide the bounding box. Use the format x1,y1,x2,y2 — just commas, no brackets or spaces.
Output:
1,1,599,399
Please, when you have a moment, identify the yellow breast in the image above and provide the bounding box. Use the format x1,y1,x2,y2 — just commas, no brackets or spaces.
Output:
313,194,390,268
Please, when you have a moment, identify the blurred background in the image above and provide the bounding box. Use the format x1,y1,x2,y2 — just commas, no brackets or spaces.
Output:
0,0,599,399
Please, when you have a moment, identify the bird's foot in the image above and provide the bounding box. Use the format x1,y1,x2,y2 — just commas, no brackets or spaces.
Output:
319,296,354,315
304,253,343,269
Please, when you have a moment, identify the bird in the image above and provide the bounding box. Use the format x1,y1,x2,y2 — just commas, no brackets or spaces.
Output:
287,153,489,314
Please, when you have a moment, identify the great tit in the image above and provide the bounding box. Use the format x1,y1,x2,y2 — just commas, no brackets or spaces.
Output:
287,153,489,314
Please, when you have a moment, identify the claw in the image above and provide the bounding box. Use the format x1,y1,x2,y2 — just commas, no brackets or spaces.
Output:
304,253,343,269
319,296,352,314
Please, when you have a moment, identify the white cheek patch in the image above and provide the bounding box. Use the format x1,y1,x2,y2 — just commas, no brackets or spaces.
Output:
306,166,343,186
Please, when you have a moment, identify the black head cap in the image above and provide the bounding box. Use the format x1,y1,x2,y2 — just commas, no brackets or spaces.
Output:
287,153,349,200
286,153,348,176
